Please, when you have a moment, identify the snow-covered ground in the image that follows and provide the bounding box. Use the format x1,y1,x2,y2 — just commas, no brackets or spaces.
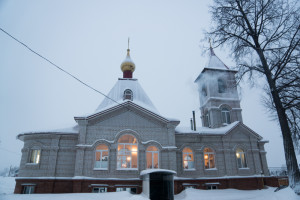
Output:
1,177,299,200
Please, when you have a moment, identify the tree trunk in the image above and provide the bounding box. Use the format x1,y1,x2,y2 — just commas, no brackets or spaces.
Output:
256,49,300,189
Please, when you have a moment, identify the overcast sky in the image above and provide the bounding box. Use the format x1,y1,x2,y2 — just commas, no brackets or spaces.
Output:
0,0,286,170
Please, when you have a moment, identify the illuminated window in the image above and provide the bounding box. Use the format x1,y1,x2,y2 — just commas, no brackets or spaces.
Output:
117,135,138,169
123,89,133,101
218,79,226,93
221,108,231,124
236,148,247,168
146,146,159,169
183,147,194,169
94,144,109,169
29,149,41,164
204,148,215,169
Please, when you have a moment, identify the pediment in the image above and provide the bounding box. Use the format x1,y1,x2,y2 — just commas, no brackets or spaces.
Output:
74,101,179,127
224,122,262,140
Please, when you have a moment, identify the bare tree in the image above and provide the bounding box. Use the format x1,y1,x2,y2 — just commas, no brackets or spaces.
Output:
207,0,300,190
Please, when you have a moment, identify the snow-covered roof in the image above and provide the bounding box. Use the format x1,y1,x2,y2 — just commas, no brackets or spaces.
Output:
95,78,159,114
204,48,229,70
140,169,177,176
18,125,79,139
175,121,239,135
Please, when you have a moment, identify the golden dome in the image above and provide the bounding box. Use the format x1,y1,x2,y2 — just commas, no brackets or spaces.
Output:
121,49,135,73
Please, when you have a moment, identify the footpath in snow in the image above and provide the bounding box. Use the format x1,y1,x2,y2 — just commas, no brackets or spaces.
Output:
1,177,300,200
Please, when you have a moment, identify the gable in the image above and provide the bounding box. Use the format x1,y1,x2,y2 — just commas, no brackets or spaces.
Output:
224,123,262,141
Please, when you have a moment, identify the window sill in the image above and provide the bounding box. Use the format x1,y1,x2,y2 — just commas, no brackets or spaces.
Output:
25,163,39,165
117,168,138,171
93,168,108,171
184,169,196,171
205,168,218,171
238,168,250,170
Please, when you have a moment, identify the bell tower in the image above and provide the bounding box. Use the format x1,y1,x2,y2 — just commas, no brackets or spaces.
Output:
194,47,243,128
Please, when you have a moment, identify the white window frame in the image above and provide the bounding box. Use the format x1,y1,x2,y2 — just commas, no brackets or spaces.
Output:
236,148,247,168
146,146,159,169
205,112,211,127
117,135,138,169
94,145,109,170
221,108,231,124
183,148,195,170
28,149,41,164
22,185,35,194
204,148,215,169
92,187,107,193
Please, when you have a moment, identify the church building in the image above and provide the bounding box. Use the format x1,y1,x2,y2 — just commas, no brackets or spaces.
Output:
15,46,274,194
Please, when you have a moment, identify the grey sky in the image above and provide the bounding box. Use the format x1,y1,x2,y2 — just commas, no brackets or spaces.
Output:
0,0,285,170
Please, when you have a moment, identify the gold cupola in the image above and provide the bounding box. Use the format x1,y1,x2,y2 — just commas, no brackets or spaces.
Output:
121,39,135,78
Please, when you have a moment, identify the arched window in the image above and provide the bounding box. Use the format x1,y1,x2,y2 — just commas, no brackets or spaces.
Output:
236,148,247,168
182,147,194,169
146,146,159,169
94,144,109,169
218,79,226,93
221,108,231,124
123,89,133,101
117,135,138,169
204,148,215,169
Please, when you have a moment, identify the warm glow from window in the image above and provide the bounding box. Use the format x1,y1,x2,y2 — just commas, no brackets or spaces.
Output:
236,148,247,168
183,147,194,169
117,135,138,169
146,146,159,169
95,144,109,169
204,148,215,169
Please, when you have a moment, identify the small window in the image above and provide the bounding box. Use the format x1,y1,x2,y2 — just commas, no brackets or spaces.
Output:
92,187,107,193
123,89,133,101
116,187,131,192
218,79,226,93
146,146,159,169
204,148,215,169
204,112,211,127
236,148,247,168
182,147,194,169
221,108,231,124
29,149,41,164
22,185,35,194
206,185,218,190
94,144,109,169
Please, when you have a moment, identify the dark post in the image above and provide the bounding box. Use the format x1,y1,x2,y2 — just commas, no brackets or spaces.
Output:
193,111,196,131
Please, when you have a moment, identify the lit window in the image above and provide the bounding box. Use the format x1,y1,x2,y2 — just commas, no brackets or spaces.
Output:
117,135,138,169
29,149,41,164
204,148,215,169
94,144,109,169
22,185,35,194
218,79,226,93
123,89,133,101
183,147,194,169
221,108,231,124
146,146,159,169
236,148,247,168
92,187,107,193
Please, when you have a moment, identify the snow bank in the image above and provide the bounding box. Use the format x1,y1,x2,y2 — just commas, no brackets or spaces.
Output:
1,177,299,200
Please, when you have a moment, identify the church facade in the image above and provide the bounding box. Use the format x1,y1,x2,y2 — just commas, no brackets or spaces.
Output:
15,47,274,194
